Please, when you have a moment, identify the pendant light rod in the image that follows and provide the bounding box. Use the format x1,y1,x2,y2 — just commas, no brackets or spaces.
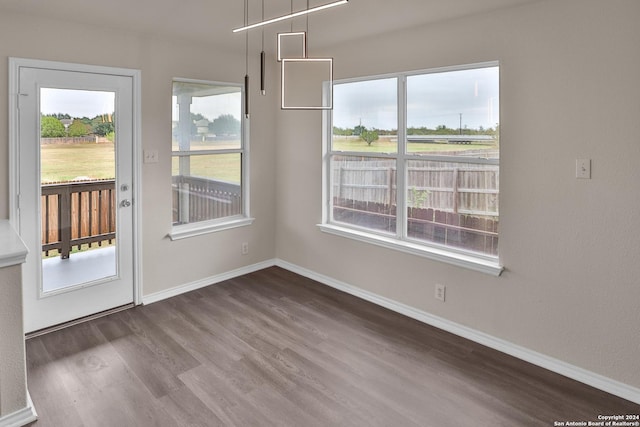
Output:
261,0,266,95
233,0,348,33
260,51,266,95
244,0,249,118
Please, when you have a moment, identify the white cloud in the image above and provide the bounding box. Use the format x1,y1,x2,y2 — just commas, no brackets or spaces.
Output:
333,66,499,131
40,88,115,118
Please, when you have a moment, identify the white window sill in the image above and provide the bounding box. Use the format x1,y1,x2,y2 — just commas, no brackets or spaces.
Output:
317,223,504,276
169,217,255,241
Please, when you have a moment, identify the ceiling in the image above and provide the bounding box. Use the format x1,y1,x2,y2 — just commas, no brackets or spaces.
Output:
0,0,542,52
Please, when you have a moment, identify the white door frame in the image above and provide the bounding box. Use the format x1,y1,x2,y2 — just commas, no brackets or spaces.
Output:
8,57,143,310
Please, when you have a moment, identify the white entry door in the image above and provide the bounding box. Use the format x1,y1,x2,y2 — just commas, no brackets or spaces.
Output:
11,59,139,333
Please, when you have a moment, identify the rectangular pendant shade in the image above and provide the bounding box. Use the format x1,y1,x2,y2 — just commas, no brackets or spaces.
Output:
281,58,333,110
277,32,307,62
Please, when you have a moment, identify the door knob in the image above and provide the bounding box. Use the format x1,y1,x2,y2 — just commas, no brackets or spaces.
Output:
120,199,132,208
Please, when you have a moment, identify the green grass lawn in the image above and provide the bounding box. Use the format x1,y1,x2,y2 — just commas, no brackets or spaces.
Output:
332,136,497,155
172,153,241,183
41,137,495,184
41,142,115,183
41,141,241,184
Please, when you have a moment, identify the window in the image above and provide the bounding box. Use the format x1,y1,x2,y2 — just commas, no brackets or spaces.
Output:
322,63,502,275
170,79,252,240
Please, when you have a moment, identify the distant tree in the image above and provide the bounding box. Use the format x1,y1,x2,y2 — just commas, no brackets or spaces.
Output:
91,114,115,136
191,113,206,122
353,124,365,136
93,122,114,136
408,126,432,135
360,129,379,146
51,113,71,120
333,127,353,136
68,119,91,137
41,116,65,137
210,114,240,136
435,125,457,134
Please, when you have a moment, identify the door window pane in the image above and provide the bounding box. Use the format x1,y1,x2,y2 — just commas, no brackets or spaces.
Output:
39,88,117,292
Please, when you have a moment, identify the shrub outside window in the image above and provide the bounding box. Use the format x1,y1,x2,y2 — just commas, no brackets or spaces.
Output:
323,63,501,273
170,79,251,239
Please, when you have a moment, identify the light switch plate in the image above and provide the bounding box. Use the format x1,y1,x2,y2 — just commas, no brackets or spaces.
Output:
576,159,591,179
144,150,159,164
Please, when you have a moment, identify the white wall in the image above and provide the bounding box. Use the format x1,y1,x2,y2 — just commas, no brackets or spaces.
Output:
276,0,640,390
0,11,278,297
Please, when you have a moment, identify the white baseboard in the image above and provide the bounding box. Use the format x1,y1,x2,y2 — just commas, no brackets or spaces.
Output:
274,259,640,405
142,259,276,305
0,392,37,427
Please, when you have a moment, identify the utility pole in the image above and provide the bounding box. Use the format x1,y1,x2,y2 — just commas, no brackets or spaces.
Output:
459,113,462,135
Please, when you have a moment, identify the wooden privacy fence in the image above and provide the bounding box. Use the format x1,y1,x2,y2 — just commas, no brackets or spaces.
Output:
41,179,116,258
40,136,98,145
333,200,498,255
332,159,499,255
172,176,242,224
333,160,499,217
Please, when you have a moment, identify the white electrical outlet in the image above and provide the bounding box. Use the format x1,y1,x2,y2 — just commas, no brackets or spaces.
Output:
241,242,249,255
435,284,446,302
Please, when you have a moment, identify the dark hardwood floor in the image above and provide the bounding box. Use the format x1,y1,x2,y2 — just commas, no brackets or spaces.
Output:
26,267,639,426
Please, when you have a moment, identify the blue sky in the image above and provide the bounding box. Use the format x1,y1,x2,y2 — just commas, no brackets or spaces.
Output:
333,66,499,131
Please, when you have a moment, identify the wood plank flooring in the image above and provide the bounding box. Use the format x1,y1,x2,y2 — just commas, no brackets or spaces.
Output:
26,267,640,426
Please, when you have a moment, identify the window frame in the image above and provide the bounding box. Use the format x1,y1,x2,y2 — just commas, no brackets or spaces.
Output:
169,77,253,241
320,62,503,276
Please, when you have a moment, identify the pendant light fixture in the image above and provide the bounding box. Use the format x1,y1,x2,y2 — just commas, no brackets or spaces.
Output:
280,0,334,110
235,0,339,111
232,0,348,33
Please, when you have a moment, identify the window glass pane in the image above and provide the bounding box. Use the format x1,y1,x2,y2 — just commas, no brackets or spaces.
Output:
172,82,242,151
326,64,500,262
331,155,396,234
332,78,397,153
172,153,242,225
407,67,499,159
406,159,498,256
